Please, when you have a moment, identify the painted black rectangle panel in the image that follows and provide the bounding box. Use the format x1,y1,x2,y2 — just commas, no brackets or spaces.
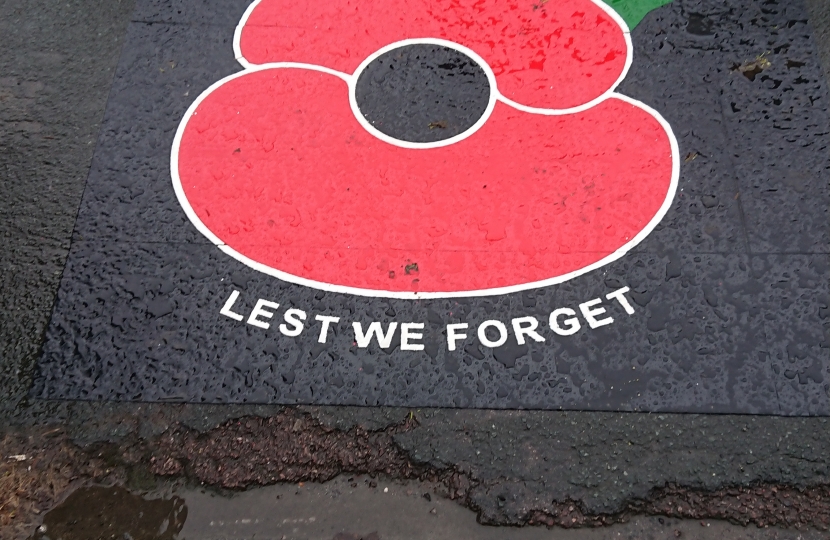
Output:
34,0,830,414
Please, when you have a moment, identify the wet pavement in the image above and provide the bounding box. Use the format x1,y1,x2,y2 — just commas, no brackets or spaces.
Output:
31,478,830,540
29,0,830,413
2,0,830,538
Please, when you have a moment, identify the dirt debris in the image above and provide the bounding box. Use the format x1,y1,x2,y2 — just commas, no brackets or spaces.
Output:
636,483,830,530
149,408,429,487
733,54,772,81
520,483,830,530
0,428,125,539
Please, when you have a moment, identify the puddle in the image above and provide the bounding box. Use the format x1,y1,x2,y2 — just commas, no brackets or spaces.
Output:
32,485,185,540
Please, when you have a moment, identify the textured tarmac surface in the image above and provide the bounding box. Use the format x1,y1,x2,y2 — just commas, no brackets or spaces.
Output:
26,0,830,413
2,0,830,537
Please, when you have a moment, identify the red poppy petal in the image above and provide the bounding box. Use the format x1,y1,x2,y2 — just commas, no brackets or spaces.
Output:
177,68,674,295
238,0,628,110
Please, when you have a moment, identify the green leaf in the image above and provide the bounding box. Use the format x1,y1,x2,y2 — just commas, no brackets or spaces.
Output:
600,0,673,30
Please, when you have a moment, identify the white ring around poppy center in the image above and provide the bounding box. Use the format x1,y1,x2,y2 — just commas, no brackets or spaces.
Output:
348,38,499,150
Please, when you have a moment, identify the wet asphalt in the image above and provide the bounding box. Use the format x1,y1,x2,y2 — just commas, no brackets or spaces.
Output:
2,0,830,537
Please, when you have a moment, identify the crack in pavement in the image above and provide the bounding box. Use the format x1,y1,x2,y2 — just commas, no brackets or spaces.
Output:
141,409,830,530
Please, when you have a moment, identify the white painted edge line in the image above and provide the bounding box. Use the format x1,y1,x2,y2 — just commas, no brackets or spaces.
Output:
231,0,261,69
171,0,678,299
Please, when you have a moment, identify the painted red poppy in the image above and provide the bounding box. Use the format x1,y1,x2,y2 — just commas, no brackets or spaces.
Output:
173,0,678,298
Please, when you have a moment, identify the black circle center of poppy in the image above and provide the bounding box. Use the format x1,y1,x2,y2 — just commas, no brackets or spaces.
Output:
354,44,491,143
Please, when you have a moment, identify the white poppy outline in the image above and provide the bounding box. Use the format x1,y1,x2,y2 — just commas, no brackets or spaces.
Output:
171,0,679,299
